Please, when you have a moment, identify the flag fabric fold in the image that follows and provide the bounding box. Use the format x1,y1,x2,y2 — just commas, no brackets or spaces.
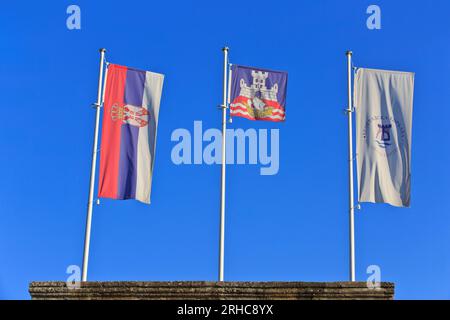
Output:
355,68,414,207
98,64,164,204
229,65,287,121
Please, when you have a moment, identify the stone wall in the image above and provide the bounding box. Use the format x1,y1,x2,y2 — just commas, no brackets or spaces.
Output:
29,281,394,300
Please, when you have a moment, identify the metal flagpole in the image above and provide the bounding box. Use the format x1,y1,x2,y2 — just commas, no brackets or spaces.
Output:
82,48,106,282
227,64,232,122
346,50,356,282
219,46,229,282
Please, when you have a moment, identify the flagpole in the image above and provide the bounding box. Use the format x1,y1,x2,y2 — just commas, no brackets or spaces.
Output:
81,48,106,282
346,50,356,282
219,46,229,282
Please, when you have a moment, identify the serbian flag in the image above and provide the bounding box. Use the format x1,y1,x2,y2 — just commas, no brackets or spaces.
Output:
98,64,164,204
229,65,287,121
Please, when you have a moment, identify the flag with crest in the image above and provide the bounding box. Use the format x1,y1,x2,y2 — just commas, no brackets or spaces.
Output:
355,68,414,207
229,65,287,121
98,64,164,204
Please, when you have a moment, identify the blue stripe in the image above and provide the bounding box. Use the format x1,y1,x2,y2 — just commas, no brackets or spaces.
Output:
117,68,146,199
117,124,139,199
124,69,146,106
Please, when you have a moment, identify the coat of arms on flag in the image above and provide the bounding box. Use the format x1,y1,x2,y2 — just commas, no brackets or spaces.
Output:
98,64,164,204
229,65,287,121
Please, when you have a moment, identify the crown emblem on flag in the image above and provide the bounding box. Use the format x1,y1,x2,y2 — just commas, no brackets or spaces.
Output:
111,103,149,127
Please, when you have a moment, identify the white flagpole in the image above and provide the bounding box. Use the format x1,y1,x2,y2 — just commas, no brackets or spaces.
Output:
346,50,356,282
82,48,106,282
228,64,232,120
219,46,229,282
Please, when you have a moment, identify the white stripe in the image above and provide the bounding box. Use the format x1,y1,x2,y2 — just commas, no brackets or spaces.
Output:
136,71,164,204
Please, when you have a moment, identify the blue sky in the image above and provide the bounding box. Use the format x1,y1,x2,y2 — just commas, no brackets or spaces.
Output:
1,0,449,299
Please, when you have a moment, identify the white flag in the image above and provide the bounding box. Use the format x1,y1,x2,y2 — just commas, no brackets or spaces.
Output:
354,68,414,207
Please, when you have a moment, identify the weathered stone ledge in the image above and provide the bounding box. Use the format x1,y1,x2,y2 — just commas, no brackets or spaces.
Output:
29,281,394,300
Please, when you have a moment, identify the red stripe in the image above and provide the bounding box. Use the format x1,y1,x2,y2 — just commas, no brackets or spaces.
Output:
231,95,285,111
230,105,285,116
98,64,128,199
231,111,285,122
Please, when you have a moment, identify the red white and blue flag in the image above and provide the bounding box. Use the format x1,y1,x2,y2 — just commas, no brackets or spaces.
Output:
98,64,164,204
229,65,287,121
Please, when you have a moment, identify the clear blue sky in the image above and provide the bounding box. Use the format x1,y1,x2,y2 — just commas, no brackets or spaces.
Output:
1,0,449,300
